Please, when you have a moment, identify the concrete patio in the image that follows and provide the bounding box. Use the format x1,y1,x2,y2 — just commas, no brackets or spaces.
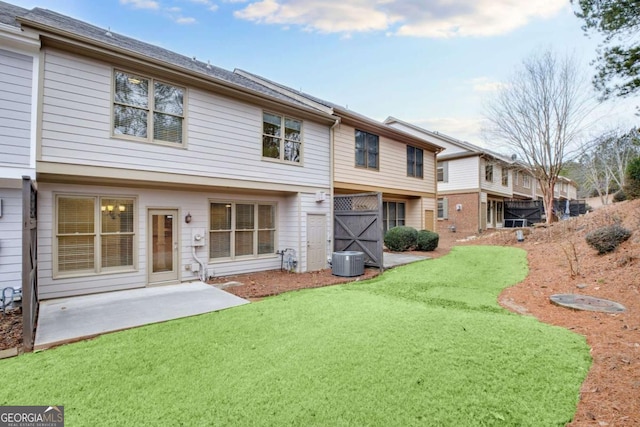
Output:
383,252,429,268
34,282,248,350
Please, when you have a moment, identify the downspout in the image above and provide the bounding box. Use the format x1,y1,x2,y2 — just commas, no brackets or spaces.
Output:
297,192,302,273
329,117,340,256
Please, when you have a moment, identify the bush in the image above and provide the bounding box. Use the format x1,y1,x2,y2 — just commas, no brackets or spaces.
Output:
623,156,640,200
613,190,627,203
416,230,439,251
384,226,418,252
585,224,632,254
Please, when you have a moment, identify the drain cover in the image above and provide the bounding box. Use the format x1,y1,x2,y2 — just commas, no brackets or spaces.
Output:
550,294,626,313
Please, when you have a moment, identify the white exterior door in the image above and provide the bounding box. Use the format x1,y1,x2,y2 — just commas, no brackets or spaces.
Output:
307,214,326,272
148,209,179,285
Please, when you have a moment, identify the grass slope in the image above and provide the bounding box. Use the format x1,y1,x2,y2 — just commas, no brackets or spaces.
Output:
0,246,590,426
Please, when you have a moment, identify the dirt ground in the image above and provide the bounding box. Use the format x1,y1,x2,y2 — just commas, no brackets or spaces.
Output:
1,200,638,426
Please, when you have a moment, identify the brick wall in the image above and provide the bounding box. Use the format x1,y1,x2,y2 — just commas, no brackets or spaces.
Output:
437,193,480,236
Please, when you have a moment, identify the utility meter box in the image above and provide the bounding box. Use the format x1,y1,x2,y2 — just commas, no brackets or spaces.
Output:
192,229,206,247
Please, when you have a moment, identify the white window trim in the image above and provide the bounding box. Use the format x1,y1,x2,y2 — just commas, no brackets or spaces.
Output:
261,111,304,166
208,200,278,262
111,68,187,148
437,198,448,220
54,194,137,279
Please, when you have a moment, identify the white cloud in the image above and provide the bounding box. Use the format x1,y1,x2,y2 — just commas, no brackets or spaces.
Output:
188,0,219,12
119,0,160,10
234,0,399,33
468,77,508,93
234,0,568,37
175,16,197,24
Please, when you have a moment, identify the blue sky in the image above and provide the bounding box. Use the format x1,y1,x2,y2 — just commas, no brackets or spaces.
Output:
10,0,638,147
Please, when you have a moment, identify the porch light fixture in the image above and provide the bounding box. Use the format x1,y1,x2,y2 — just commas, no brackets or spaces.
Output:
185,212,192,224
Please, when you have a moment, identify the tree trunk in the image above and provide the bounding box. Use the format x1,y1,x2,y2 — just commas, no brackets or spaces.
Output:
541,180,556,225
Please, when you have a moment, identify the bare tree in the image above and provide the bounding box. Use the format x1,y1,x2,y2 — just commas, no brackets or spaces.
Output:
578,127,640,204
484,49,595,224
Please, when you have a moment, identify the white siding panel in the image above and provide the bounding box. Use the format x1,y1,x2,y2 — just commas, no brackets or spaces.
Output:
480,159,512,197
0,48,32,167
438,157,480,192
38,183,330,298
0,189,23,290
40,50,331,189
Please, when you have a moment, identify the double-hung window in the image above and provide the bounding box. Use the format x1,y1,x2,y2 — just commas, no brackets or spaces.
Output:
523,174,531,188
113,70,185,145
407,146,424,178
56,195,135,276
382,201,406,234
485,164,494,182
209,202,276,260
437,161,448,182
437,198,448,219
502,168,509,186
355,130,379,169
262,112,302,163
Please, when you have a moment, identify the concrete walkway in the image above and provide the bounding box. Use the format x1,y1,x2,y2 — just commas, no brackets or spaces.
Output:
383,252,429,268
35,282,248,350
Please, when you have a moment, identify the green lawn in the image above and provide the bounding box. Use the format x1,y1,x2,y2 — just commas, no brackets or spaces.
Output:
0,246,590,426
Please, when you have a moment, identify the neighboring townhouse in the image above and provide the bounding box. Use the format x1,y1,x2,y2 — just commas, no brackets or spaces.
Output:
385,117,517,235
511,166,537,200
554,176,578,201
235,71,444,233
10,5,338,299
386,117,581,234
0,2,39,295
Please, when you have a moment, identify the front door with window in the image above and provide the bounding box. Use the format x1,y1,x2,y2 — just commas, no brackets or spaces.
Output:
148,209,178,285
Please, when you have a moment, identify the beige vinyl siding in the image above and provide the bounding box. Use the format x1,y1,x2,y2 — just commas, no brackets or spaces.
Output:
0,48,33,167
39,49,330,189
334,123,436,194
0,189,23,290
438,156,480,192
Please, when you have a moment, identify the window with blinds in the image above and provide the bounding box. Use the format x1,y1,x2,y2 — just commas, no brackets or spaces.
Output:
209,202,276,260
56,195,135,276
113,70,184,145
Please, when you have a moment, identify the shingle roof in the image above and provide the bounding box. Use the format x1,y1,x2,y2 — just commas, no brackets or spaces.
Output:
0,1,27,27
14,5,316,111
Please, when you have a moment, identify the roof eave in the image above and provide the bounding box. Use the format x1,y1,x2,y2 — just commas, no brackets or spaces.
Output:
17,17,338,124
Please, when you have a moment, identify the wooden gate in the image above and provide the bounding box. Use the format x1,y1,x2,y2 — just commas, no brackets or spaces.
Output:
334,192,383,268
22,176,38,351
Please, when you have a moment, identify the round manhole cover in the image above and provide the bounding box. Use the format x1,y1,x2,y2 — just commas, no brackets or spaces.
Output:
550,294,626,313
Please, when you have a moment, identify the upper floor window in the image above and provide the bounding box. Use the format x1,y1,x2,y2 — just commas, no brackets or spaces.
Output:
501,168,509,186
355,130,379,169
262,112,302,164
56,195,135,276
522,174,531,188
485,164,494,182
407,146,423,178
437,161,448,182
514,170,520,185
113,70,185,145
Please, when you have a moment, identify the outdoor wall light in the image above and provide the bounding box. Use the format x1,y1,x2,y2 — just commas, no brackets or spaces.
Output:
185,212,192,224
